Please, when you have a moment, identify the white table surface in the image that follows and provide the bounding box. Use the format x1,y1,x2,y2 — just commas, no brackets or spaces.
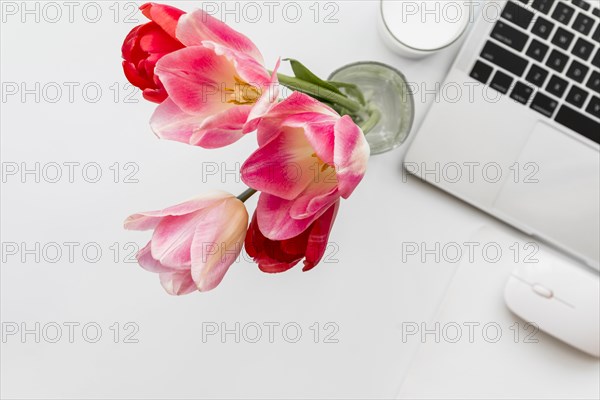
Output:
1,1,598,398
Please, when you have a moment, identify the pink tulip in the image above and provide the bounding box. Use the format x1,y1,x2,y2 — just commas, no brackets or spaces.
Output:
241,92,370,241
149,8,279,148
124,191,248,294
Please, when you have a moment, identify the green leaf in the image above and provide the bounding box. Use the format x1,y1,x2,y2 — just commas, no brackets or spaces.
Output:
282,81,340,105
276,73,364,113
285,58,344,96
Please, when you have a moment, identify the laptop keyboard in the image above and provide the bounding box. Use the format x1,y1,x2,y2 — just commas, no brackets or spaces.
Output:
470,0,600,144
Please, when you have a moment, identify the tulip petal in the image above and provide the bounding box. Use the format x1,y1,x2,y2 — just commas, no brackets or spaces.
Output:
140,2,184,38
121,25,143,61
151,99,249,148
290,185,338,220
176,9,264,64
283,112,337,165
201,41,270,88
190,105,251,148
149,193,236,268
244,213,303,273
244,59,281,134
256,193,324,241
150,212,202,268
241,128,315,200
124,191,232,231
143,87,168,104
303,200,339,271
257,258,299,274
155,46,235,115
191,198,248,291
258,91,338,121
137,242,174,273
123,60,152,90
159,271,197,295
255,92,338,145
138,22,183,54
149,99,207,144
333,116,370,199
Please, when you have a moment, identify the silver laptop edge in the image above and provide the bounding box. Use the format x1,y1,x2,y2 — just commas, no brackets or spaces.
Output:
405,0,600,270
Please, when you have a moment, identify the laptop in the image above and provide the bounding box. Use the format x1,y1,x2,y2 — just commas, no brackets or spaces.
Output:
405,0,600,270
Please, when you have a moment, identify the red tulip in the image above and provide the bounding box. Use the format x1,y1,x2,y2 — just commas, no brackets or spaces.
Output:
121,3,185,103
245,201,340,273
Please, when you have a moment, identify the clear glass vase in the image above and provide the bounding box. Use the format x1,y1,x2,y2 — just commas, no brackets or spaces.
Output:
328,61,415,155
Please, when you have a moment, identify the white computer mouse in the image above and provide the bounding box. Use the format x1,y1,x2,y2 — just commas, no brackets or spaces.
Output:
504,259,600,358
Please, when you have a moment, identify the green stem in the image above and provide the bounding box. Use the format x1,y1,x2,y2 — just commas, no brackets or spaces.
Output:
237,188,257,203
276,73,364,114
359,108,381,134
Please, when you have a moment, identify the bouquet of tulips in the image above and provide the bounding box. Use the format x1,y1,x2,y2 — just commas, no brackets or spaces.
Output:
122,3,381,294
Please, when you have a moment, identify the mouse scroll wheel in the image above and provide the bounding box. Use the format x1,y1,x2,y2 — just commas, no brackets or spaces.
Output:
532,284,554,299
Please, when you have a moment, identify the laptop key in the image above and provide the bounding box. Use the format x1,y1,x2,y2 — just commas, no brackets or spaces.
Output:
551,2,575,25
586,96,600,119
572,0,591,12
572,13,594,35
592,49,600,68
531,92,559,117
470,60,494,84
492,21,529,51
526,39,550,62
547,75,569,98
587,71,600,94
555,105,600,144
532,0,555,14
526,64,550,87
594,8,600,18
481,41,529,76
491,70,514,94
551,27,575,49
572,37,594,61
510,81,535,104
501,1,534,29
565,85,589,107
532,16,555,39
593,25,600,43
546,49,569,72
566,60,589,83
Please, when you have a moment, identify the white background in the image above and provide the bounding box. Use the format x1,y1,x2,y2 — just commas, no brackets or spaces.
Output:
1,1,599,398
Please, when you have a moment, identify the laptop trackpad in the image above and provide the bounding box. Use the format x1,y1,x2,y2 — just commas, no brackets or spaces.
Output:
493,122,599,267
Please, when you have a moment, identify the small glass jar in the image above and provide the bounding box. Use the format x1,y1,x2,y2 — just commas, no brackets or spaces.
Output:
379,0,472,58
329,61,415,155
